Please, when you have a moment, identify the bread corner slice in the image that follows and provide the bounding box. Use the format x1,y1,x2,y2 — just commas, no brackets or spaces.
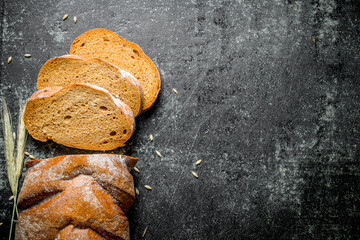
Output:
24,83,135,151
37,55,143,117
70,28,161,112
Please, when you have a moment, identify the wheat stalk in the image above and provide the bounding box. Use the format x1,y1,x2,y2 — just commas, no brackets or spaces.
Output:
2,98,16,195
15,105,27,180
2,99,28,240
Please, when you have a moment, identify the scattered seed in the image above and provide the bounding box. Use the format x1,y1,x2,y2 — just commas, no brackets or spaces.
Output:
149,134,154,141
0,222,3,226
155,150,162,158
73,16,77,23
144,185,152,190
205,130,209,134
173,88,178,94
24,54,31,58
9,195,14,201
7,56,12,63
135,188,140,195
63,14,68,20
134,167,140,173
196,160,202,166
180,150,182,153
192,171,199,178
29,155,35,160
13,132,16,140
142,226,148,237
24,152,30,156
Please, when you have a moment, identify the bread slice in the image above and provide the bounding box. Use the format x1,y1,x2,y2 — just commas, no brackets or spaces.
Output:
37,55,143,116
70,28,161,112
23,83,135,150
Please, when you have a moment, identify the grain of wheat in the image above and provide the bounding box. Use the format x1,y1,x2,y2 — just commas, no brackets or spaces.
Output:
134,167,140,173
24,152,29,156
173,88,178,94
73,16,77,23
149,134,154,141
155,150,162,158
24,54,31,58
29,155,35,160
135,188,139,195
8,57,12,63
9,195,14,201
63,14,68,20
144,185,152,190
196,160,202,165
192,171,199,178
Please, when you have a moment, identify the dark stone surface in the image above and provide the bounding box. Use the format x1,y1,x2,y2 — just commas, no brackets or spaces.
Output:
1,0,359,239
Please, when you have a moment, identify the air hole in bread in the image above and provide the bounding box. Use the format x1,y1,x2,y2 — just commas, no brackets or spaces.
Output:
81,43,86,47
103,37,110,41
123,129,127,134
110,131,116,136
102,141,109,144
131,56,135,59
64,115,72,123
99,106,108,111
133,50,141,58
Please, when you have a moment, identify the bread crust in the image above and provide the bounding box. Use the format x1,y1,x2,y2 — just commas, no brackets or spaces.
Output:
70,28,161,112
15,154,137,240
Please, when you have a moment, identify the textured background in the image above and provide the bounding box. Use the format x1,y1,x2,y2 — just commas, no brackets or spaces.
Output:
1,0,360,239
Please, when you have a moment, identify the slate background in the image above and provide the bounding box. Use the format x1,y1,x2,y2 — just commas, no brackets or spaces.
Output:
0,0,359,239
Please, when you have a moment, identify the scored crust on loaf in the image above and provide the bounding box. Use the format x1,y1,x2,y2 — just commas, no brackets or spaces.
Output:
15,154,137,240
70,28,161,112
23,83,135,151
37,55,143,116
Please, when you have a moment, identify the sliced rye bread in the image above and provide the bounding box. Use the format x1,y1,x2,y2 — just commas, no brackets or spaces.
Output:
37,55,143,116
70,28,161,112
24,83,135,151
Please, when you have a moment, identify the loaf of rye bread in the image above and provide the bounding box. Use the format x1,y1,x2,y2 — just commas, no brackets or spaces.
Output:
23,83,135,151
15,154,137,240
70,28,161,112
37,55,143,116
